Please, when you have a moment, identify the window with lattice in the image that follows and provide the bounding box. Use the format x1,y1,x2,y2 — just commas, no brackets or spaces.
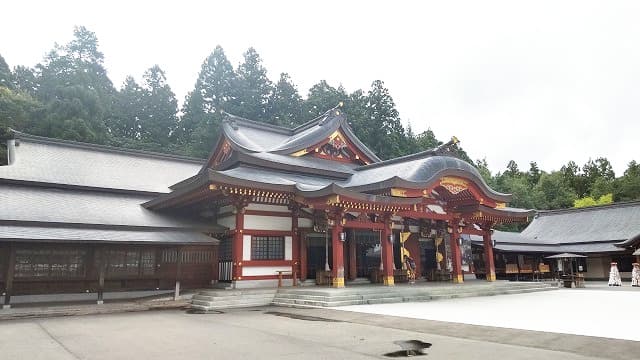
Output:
251,236,284,260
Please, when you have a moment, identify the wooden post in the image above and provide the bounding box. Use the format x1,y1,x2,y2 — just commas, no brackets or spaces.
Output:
97,247,106,305
300,231,308,281
482,226,496,282
381,215,395,286
449,222,464,284
3,245,15,309
331,216,345,288
291,208,299,287
232,199,247,286
348,230,357,281
174,247,183,301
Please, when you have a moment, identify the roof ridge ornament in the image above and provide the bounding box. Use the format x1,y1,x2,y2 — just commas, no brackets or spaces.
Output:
318,102,345,126
433,136,461,157
220,111,239,130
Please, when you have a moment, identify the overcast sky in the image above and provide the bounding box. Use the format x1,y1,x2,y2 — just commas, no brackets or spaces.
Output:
2,1,639,175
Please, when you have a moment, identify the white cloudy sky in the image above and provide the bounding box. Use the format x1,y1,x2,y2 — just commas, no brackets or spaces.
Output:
2,1,639,175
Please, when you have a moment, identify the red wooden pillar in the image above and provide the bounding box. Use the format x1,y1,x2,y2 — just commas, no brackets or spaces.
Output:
232,202,246,283
331,221,345,288
291,212,300,284
483,229,496,282
381,216,395,286
348,230,357,281
300,231,308,281
211,245,219,284
449,222,464,284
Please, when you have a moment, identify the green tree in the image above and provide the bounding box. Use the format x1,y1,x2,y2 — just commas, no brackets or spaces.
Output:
138,65,178,148
0,54,13,89
414,128,441,150
302,80,347,120
0,86,43,133
177,46,236,157
533,172,577,209
231,47,273,121
613,160,640,201
34,26,115,144
527,161,541,186
582,157,615,196
574,193,613,208
267,72,303,127
363,80,407,159
110,76,143,140
475,158,496,188
12,66,38,96
505,160,521,178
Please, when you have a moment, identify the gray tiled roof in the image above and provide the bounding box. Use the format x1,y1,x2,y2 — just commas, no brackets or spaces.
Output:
470,202,640,253
0,224,218,245
2,132,202,193
470,231,624,253
522,202,640,244
220,108,381,163
0,183,218,231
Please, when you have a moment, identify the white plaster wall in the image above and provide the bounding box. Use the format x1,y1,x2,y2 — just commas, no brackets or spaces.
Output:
217,216,236,230
285,236,292,260
246,203,289,212
427,204,446,214
218,205,234,214
242,266,292,277
234,279,289,289
244,215,292,231
298,218,313,228
242,235,252,261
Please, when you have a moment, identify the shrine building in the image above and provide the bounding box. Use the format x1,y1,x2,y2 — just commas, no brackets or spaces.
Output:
0,105,533,306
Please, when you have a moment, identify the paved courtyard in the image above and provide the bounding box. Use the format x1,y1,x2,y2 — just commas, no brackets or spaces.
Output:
1,301,638,360
339,288,640,341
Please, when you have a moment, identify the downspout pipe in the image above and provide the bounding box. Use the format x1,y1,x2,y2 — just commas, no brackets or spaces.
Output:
6,139,16,165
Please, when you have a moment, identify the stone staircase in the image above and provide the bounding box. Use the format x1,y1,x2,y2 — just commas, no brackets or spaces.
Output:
272,281,557,308
190,288,277,312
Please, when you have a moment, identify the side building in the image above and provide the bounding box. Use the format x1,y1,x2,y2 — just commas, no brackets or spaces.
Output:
471,201,640,280
0,131,220,307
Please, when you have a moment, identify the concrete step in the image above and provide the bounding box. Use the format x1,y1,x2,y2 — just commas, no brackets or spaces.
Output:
190,288,278,310
193,293,276,302
192,300,274,311
366,297,405,305
273,293,363,302
270,283,557,308
197,289,277,297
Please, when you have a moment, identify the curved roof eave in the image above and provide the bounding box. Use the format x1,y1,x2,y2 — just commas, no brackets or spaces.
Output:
614,232,640,248
345,168,512,203
297,183,422,205
269,112,341,154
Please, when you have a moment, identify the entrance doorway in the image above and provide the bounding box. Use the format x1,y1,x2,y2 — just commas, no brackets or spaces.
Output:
306,233,331,279
353,230,381,278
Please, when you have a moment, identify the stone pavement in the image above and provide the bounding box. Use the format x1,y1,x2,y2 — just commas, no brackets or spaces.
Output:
2,307,636,360
0,296,190,321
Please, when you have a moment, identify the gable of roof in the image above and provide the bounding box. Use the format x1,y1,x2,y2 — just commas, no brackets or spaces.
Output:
201,106,381,172
1,130,203,194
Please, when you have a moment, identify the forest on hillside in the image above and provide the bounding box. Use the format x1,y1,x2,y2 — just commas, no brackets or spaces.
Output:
1,26,639,219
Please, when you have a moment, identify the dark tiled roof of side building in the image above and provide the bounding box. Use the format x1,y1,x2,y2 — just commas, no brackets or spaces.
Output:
471,201,640,253
1,130,203,194
0,183,220,231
